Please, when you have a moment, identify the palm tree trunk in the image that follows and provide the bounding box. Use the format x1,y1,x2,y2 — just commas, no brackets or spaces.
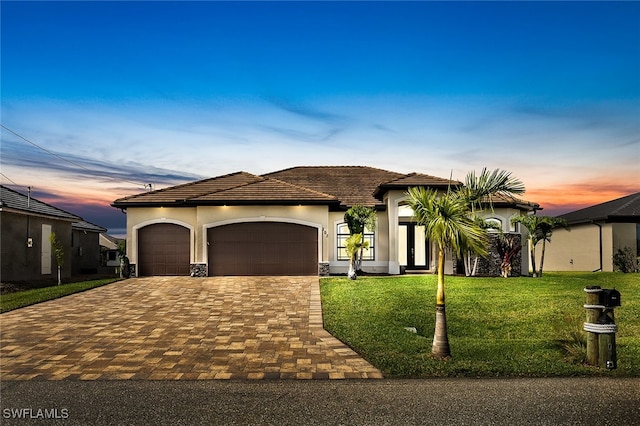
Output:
539,238,547,277
529,239,538,278
57,265,61,286
432,246,451,358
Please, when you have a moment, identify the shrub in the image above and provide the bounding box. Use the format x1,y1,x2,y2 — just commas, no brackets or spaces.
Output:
613,247,638,273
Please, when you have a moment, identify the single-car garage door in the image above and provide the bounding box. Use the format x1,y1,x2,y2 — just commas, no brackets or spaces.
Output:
138,223,190,276
208,222,318,276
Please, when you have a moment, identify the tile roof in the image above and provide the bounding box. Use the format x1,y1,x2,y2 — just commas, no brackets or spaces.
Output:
559,192,640,224
263,166,407,207
191,177,338,203
112,172,262,205
112,166,539,210
0,185,82,221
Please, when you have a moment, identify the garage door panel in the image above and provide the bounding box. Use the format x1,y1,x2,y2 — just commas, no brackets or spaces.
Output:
138,223,190,276
208,222,317,276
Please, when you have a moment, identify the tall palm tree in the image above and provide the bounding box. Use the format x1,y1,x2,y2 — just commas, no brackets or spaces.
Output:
407,168,526,358
407,188,487,358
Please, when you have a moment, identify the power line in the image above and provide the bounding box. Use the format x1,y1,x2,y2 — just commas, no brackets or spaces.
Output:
1,124,149,189
0,172,20,186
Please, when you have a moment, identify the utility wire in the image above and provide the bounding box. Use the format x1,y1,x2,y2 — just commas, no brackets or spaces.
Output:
1,124,149,189
0,172,20,186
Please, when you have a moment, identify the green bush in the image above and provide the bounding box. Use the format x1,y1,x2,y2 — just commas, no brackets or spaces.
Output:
613,247,638,273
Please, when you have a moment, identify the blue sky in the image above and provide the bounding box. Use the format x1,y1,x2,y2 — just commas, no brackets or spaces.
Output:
1,1,639,235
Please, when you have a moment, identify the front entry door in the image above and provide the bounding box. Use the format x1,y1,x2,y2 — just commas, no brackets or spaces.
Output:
399,223,429,270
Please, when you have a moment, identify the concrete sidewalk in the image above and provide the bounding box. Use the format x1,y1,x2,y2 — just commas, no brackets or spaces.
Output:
0,276,381,380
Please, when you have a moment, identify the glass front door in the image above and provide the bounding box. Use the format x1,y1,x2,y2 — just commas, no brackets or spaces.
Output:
399,223,429,270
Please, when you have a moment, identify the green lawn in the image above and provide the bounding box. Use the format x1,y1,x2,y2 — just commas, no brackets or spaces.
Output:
320,272,640,378
0,278,121,313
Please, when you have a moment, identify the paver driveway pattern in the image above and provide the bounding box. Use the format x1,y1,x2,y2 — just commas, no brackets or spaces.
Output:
0,276,382,380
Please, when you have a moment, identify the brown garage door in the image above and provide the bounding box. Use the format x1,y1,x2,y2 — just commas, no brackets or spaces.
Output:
138,223,190,276
208,222,318,276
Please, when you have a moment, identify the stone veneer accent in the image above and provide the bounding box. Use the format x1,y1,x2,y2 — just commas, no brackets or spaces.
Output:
190,263,208,277
318,262,330,276
128,264,137,278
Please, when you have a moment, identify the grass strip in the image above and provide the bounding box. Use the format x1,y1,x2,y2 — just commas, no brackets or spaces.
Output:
1,279,121,313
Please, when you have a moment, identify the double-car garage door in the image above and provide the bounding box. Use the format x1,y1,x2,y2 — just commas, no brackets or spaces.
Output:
137,222,318,276
208,222,318,276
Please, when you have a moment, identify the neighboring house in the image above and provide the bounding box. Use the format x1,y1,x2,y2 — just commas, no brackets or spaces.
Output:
0,185,105,282
112,166,539,277
544,192,640,272
71,220,107,275
100,233,123,268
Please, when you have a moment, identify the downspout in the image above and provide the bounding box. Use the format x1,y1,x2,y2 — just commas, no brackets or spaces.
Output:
592,221,602,272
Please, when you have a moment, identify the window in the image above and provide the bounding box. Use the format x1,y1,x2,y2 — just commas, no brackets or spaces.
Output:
336,223,375,261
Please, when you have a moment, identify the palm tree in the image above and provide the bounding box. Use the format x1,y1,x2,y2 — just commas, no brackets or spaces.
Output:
344,205,377,273
512,215,568,277
460,168,526,276
345,233,369,280
407,168,526,358
407,188,487,358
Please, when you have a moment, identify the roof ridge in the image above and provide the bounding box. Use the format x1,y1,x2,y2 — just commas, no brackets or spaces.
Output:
264,176,339,200
610,192,640,215
263,165,399,175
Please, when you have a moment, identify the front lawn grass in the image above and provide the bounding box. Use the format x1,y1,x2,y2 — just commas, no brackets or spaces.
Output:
320,272,639,378
1,278,121,313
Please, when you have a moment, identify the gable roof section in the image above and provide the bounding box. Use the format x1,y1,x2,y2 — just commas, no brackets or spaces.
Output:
263,166,407,207
559,192,640,224
73,220,107,233
112,172,262,206
192,177,338,204
0,185,82,221
373,172,459,199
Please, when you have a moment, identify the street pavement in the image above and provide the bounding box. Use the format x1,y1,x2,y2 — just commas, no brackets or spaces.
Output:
1,378,639,425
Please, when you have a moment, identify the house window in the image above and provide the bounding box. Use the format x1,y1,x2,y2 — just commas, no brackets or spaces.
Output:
336,223,375,261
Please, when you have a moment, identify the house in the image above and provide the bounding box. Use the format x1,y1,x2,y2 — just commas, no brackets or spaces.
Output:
111,166,539,277
100,233,124,268
0,185,105,283
543,192,640,272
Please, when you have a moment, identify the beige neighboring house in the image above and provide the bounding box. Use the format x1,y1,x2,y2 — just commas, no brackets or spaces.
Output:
111,166,538,277
544,192,640,272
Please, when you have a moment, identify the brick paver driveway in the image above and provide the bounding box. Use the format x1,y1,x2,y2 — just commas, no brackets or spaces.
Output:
0,277,382,380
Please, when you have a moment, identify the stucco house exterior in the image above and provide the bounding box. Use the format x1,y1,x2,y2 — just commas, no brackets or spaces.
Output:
71,220,108,275
0,185,106,283
111,166,539,277
543,192,640,272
